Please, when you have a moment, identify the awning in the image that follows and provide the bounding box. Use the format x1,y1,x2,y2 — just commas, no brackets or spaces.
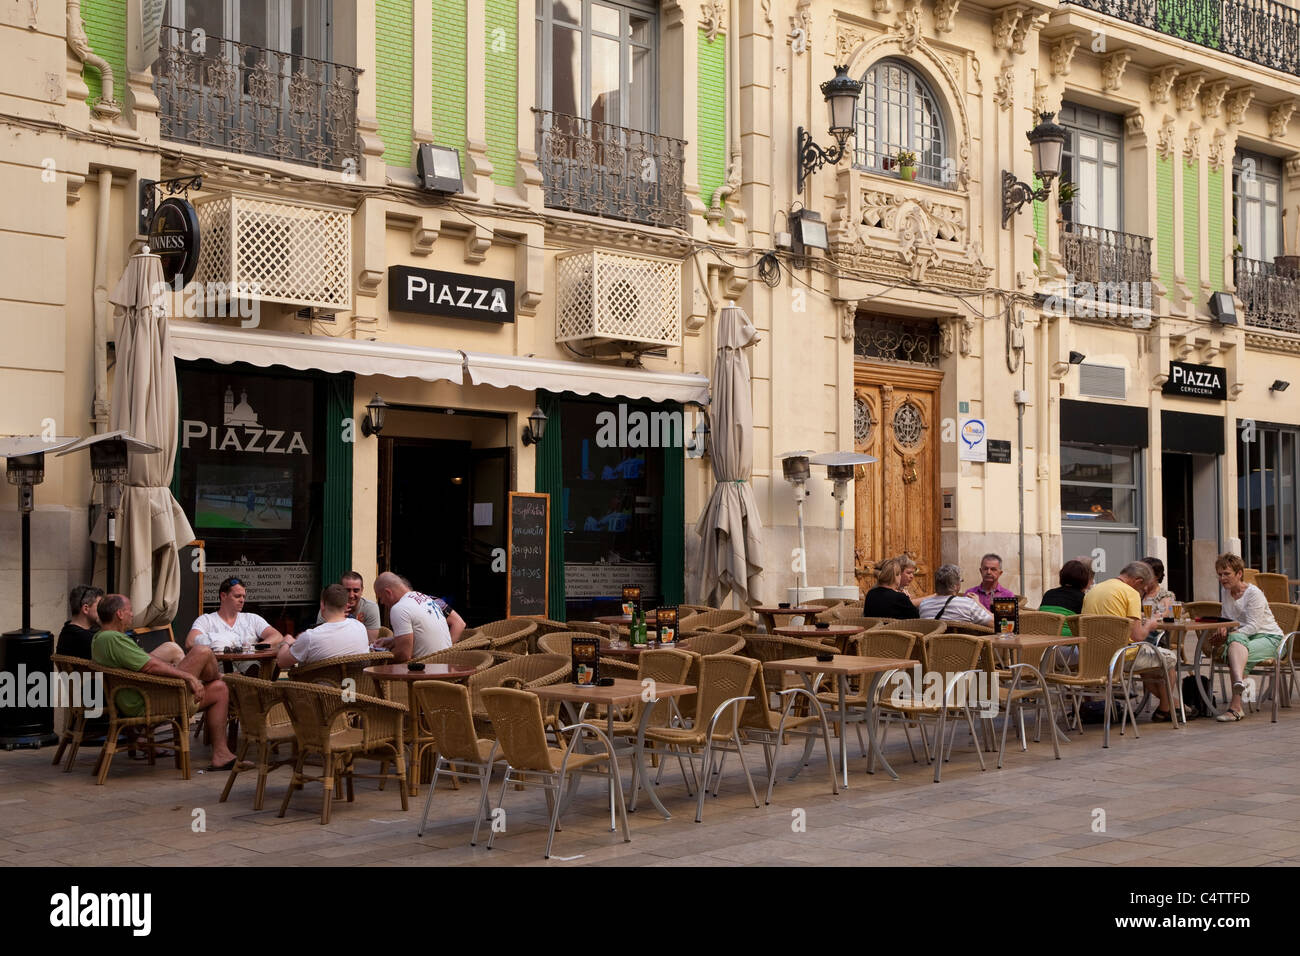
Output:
169,321,464,384
462,351,710,405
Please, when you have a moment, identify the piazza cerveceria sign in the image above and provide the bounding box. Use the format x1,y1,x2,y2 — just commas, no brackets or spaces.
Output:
387,265,515,323
1162,361,1227,401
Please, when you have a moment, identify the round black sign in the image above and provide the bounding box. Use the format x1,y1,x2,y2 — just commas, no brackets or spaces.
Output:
148,197,200,286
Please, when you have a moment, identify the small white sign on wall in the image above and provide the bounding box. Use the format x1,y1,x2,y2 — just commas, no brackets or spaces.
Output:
959,418,987,462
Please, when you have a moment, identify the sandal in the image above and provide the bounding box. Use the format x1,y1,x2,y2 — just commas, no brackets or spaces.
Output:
1151,709,1172,722
1215,709,1246,722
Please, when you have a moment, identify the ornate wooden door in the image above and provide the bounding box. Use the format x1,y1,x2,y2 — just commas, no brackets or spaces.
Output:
854,364,943,597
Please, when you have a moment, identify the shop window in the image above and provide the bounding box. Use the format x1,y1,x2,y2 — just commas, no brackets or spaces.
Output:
1238,421,1299,576
1060,444,1139,526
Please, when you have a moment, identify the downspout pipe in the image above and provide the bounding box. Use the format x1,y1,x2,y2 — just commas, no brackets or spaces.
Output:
67,0,116,109
92,169,113,436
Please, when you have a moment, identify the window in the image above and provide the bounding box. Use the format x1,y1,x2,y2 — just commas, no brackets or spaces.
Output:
1060,104,1122,232
1060,444,1140,526
1234,151,1282,262
535,0,657,133
1238,420,1299,576
163,1,332,59
854,59,947,185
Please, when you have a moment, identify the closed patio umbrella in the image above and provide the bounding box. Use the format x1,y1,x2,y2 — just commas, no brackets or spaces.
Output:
694,303,764,607
94,251,195,626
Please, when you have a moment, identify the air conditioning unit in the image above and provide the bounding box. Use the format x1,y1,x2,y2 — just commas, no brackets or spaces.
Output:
555,250,681,357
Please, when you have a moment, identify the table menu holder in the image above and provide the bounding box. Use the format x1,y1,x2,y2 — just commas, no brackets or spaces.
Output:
991,597,1019,635
572,637,600,686
622,585,642,617
657,606,678,644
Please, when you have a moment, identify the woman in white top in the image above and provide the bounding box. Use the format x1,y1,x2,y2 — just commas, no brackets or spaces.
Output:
918,565,994,627
1212,553,1285,722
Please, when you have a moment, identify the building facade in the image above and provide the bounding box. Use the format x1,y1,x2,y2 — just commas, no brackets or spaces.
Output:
3,0,1300,636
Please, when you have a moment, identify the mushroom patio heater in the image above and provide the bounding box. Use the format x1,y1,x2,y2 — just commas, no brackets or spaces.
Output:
1,435,81,749
778,451,816,602
811,451,878,598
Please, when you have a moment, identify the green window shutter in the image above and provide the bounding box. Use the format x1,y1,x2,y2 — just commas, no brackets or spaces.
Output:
1207,166,1225,292
433,0,468,168
697,29,727,206
1032,175,1047,267
80,0,127,106
484,0,518,188
322,376,355,587
1183,159,1200,303
1157,156,1175,292
536,392,566,620
376,0,415,167
661,428,685,606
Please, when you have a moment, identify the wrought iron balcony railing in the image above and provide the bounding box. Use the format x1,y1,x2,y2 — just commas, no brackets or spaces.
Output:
154,25,361,171
534,108,687,231
1235,256,1300,332
1060,221,1154,309
1062,0,1300,77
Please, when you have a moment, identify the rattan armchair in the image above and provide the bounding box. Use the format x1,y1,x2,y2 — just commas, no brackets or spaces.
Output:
91,663,198,785
49,654,99,773
829,604,869,621
1016,611,1067,636
481,687,630,858
275,680,409,825
606,648,694,743
413,680,503,844
816,630,923,766
678,609,754,634
1183,601,1224,620
1256,572,1291,603
291,651,394,699
468,654,571,723
676,632,745,656
220,674,296,810
678,604,718,616
527,618,581,652
460,619,538,655
887,619,948,637
537,632,613,656
939,621,996,636
739,658,839,804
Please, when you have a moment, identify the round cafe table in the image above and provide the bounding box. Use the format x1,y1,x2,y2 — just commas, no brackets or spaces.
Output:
365,664,480,795
753,605,824,633
774,624,865,655
1158,619,1238,718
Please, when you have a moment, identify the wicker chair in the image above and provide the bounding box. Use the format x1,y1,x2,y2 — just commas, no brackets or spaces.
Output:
940,621,996,636
1184,601,1224,620
678,604,718,616
413,681,503,844
676,632,745,656
481,687,629,858
275,680,409,825
637,655,761,823
290,651,393,700
887,619,948,637
829,604,868,621
527,618,580,653
88,663,198,785
740,634,838,691
802,599,845,614
833,616,892,631
460,619,538,656
606,649,694,742
220,674,296,810
678,609,753,634
49,654,100,772
1017,611,1066,637
739,660,839,803
537,632,613,656
1256,573,1290,603
437,632,491,654
468,654,571,722
814,630,920,764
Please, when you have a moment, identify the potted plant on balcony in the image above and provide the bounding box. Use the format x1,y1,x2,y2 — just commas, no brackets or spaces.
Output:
895,150,918,182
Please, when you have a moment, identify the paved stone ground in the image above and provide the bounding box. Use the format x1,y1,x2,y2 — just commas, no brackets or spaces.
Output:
3,706,1300,867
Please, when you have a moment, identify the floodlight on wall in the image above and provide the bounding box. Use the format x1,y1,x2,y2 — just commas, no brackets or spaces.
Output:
361,393,388,437
778,451,816,590
790,206,830,258
1271,380,1291,392
1069,351,1086,364
1209,291,1238,325
1001,112,1069,228
796,65,864,193
416,143,464,194
811,452,878,587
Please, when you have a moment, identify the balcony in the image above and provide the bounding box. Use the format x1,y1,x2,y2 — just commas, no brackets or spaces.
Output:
1060,221,1154,310
154,26,361,171
1062,0,1300,77
534,109,687,231
1235,256,1300,332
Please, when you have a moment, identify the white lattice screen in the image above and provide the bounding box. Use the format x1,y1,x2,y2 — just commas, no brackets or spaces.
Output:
193,193,352,310
555,250,681,349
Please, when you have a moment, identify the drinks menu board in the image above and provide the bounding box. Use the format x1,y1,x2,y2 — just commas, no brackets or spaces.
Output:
571,637,600,686
657,607,678,644
991,597,1019,635
507,492,549,618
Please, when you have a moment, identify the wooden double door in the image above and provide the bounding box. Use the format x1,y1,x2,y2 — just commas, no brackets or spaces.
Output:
853,363,943,597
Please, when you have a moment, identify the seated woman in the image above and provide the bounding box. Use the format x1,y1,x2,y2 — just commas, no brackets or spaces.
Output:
863,557,920,619
918,565,993,627
1212,553,1286,723
1040,559,1091,636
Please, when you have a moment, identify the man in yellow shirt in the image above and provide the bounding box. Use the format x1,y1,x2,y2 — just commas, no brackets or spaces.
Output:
1082,562,1181,721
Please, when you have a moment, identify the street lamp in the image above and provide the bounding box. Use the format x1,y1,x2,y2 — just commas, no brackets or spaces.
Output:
796,65,864,193
1001,112,1069,228
1,435,81,749
811,451,878,595
521,405,548,446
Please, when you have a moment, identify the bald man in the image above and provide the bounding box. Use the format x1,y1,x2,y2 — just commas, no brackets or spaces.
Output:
372,572,466,663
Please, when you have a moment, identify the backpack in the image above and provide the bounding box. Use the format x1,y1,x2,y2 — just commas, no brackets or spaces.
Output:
1181,674,1216,718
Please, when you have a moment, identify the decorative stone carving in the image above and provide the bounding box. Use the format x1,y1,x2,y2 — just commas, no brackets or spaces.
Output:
1012,12,1043,55
1050,37,1079,77
1184,123,1200,163
843,188,991,291
1102,51,1131,92
1149,66,1179,105
875,0,893,13
934,0,961,33
1125,112,1145,137
1225,88,1254,126
700,0,725,41
1033,75,1049,115
938,315,974,357
1209,129,1226,171
835,26,865,59
895,0,924,54
992,8,1023,51
1229,381,1246,399
835,300,857,342
1270,101,1296,139
761,0,772,26
1286,157,1300,179
1156,116,1176,160
1175,73,1204,112
994,62,1015,111
1201,80,1230,119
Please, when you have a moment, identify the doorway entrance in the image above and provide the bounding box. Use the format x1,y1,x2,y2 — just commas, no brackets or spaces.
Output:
1161,451,1219,601
378,435,510,624
853,363,943,596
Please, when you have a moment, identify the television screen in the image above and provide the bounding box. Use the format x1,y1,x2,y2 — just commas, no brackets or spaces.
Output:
195,464,294,530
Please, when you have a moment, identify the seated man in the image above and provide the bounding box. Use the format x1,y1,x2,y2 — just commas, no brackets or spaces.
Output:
187,578,283,676
279,583,370,669
918,565,993,627
1081,562,1181,721
964,553,1016,612
91,594,239,770
57,584,104,660
373,572,465,663
314,571,381,643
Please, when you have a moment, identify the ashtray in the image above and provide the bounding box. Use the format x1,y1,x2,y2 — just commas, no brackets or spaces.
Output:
254,642,271,650
407,662,426,671
1162,617,1175,624
815,621,831,630
815,652,835,662
778,602,791,609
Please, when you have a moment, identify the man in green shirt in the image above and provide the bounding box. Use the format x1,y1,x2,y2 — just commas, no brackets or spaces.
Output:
91,594,239,770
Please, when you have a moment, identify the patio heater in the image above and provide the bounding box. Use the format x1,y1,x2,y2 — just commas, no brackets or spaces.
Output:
811,451,878,600
57,431,161,593
1,435,81,749
778,451,816,603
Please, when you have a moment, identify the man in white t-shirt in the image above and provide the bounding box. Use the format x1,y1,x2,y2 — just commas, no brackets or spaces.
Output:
186,577,283,652
373,571,466,663
278,584,369,668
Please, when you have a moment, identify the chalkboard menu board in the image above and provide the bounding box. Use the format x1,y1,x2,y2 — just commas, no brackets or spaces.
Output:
507,492,549,618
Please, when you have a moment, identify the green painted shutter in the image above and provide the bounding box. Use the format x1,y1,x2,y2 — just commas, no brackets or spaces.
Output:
376,0,415,167
1157,156,1175,293
536,392,566,620
661,426,685,606
484,0,518,188
1207,166,1225,292
80,0,127,106
433,0,468,168
322,376,355,587
1032,175,1047,268
1183,159,1200,305
697,29,727,206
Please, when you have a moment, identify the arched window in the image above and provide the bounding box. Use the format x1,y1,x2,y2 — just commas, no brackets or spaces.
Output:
855,59,947,186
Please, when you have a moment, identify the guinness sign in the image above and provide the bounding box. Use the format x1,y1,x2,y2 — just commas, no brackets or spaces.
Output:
148,198,200,285
1163,361,1227,401
388,265,515,323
